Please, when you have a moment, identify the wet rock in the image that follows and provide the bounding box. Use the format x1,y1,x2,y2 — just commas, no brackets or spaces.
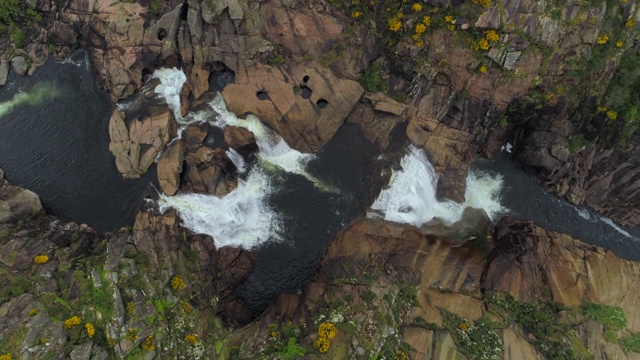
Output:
419,207,493,248
189,66,210,99
182,147,237,196
0,177,42,223
224,126,256,151
222,63,364,152
11,56,28,76
157,140,184,196
108,108,176,179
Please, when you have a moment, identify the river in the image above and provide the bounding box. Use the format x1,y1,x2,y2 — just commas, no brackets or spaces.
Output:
2,52,639,315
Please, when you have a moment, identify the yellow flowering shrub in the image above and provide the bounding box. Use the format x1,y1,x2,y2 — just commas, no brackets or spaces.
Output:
473,0,492,7
485,30,499,42
171,276,186,291
28,308,39,317
182,302,192,313
412,3,423,11
394,350,407,360
64,316,81,329
0,353,12,360
85,323,95,339
626,19,636,27
444,15,454,23
184,334,198,345
412,34,420,40
423,15,431,26
314,336,330,353
479,38,490,50
597,106,608,113
597,34,609,44
34,255,49,264
459,322,470,331
616,40,624,48
415,23,427,34
607,110,617,120
479,65,488,73
388,17,402,31
352,10,362,18
127,302,135,316
416,40,424,47
127,328,139,341
142,335,155,351
318,322,338,339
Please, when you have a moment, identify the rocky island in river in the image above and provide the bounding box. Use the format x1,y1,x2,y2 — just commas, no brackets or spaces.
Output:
2,0,640,359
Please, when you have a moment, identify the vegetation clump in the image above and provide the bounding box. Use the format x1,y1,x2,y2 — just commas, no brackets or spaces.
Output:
443,311,502,360
33,255,49,264
142,335,155,351
620,332,640,353
582,302,627,330
314,322,337,353
85,323,95,339
171,276,186,291
64,316,81,329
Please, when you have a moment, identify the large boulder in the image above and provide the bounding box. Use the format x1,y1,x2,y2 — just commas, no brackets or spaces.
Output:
222,63,364,152
157,140,184,196
108,108,176,179
0,173,42,223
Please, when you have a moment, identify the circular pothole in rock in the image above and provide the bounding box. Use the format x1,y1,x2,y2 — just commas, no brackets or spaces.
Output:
157,28,167,40
317,98,328,109
300,86,312,100
256,90,270,100
302,75,310,83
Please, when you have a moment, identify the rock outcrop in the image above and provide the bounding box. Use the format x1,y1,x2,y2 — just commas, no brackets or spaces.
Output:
0,171,42,223
108,108,176,179
222,63,364,152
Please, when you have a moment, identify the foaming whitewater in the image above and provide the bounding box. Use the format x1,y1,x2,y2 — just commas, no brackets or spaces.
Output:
157,169,280,249
151,68,187,122
205,93,336,191
226,148,247,173
0,83,60,118
370,145,505,227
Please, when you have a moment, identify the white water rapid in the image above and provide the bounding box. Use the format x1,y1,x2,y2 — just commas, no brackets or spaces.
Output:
208,93,315,178
158,169,280,248
151,68,187,122
370,145,505,227
153,71,322,249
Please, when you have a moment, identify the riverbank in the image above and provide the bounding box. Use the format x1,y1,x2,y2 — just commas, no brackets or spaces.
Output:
3,175,640,359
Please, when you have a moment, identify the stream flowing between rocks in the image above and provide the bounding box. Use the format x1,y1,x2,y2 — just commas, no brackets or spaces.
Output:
1,52,639,314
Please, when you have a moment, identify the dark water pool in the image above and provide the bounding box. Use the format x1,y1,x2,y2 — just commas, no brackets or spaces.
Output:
0,50,157,232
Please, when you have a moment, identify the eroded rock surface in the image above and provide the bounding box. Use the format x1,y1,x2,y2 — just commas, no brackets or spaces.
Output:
108,108,176,179
222,63,364,152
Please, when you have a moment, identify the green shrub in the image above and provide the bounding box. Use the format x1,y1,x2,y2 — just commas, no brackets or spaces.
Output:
360,61,387,93
620,333,640,353
583,302,627,330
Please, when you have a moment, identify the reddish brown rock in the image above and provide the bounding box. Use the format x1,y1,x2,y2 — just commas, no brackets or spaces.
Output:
108,108,176,179
157,140,184,196
224,126,256,151
222,63,364,152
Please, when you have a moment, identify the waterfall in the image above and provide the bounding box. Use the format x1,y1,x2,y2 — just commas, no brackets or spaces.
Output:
0,83,60,118
151,68,187,122
370,145,506,227
157,169,281,249
226,148,247,173
207,93,315,177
